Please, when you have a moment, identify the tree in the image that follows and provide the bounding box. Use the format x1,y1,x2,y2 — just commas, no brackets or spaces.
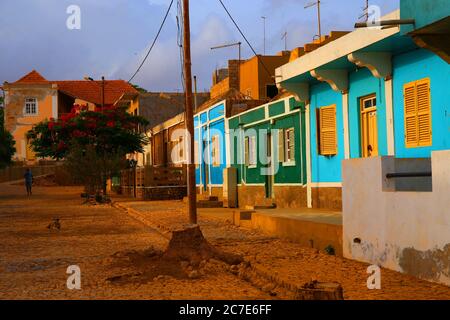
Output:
0,128,16,170
131,84,148,93
0,97,16,169
27,104,148,196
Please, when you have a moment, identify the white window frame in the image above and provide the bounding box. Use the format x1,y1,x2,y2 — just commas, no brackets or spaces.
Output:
283,127,296,166
24,98,38,116
245,135,257,168
211,135,221,167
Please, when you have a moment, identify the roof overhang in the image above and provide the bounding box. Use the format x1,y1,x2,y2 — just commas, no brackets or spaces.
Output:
409,16,450,63
114,92,139,107
276,10,401,87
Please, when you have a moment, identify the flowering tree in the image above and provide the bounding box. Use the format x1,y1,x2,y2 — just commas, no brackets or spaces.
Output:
27,105,148,196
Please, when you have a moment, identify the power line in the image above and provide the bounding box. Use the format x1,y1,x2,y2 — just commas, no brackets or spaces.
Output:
217,0,274,79
128,0,175,83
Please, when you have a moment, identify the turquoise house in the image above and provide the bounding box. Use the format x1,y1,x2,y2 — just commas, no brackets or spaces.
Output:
276,2,450,210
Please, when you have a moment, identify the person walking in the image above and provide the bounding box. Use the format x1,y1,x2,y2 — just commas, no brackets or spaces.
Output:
24,168,33,196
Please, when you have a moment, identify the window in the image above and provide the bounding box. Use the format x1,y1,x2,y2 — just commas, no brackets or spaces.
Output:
284,128,295,163
316,105,337,156
24,98,38,115
266,84,279,99
211,135,221,167
404,78,432,148
178,136,184,160
245,136,257,167
194,141,199,167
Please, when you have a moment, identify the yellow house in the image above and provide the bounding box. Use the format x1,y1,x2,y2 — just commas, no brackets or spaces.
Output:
2,70,139,163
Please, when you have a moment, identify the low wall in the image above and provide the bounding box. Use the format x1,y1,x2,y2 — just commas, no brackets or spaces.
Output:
343,151,450,286
312,187,342,211
121,186,187,201
237,185,308,209
0,165,59,183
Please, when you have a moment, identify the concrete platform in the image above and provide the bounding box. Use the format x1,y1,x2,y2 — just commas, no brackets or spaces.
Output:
200,207,343,256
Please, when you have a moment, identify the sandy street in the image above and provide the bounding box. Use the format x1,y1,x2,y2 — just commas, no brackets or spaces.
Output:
0,184,449,300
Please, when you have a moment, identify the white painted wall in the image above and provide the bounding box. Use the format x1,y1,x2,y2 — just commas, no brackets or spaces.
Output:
343,151,450,286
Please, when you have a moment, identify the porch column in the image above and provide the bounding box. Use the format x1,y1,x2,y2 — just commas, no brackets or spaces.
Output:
342,92,350,159
385,77,395,156
305,102,313,208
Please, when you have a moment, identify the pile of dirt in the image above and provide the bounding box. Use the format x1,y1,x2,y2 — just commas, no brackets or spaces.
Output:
105,225,244,285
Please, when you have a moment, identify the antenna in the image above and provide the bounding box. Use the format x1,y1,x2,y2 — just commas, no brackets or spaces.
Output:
281,31,288,51
304,0,322,44
359,0,369,22
211,42,243,87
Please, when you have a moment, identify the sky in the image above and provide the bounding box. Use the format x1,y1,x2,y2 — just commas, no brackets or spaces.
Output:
0,0,399,92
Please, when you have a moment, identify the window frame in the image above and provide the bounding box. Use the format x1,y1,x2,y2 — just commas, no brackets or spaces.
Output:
211,135,221,167
24,98,38,116
316,104,338,156
403,78,432,148
245,135,257,168
283,127,296,166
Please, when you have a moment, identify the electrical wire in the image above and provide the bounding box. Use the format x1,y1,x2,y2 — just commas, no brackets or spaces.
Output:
217,0,274,79
128,0,175,83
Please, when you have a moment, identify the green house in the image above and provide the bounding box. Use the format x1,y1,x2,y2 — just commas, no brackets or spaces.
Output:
227,94,307,208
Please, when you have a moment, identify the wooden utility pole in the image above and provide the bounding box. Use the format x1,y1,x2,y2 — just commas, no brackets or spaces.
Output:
182,0,197,225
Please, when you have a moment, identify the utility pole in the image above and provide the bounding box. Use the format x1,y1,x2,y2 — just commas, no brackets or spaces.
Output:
101,76,105,109
182,0,197,225
262,16,267,55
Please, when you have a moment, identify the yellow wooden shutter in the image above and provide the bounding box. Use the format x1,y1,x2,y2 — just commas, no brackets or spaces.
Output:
319,105,337,155
404,79,432,148
416,79,432,146
404,82,418,148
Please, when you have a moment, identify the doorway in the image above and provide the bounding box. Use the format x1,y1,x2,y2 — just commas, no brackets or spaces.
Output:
360,95,379,158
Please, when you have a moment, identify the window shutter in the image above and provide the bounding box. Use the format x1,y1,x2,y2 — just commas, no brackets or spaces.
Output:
416,79,432,146
278,129,285,163
404,79,432,148
250,136,257,166
244,137,249,166
319,105,337,155
288,129,295,162
404,82,418,148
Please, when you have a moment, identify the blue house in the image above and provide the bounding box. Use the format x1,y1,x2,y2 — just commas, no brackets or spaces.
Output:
194,89,264,199
276,2,450,210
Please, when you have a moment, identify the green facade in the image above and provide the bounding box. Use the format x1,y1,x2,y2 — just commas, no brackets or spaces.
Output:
228,97,306,187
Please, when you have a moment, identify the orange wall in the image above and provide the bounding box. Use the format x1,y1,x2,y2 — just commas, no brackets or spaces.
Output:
4,85,56,161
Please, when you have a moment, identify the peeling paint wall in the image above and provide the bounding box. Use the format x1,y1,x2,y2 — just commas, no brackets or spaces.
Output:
3,85,56,161
343,151,450,286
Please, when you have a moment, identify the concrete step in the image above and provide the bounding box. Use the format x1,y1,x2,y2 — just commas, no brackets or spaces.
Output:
197,200,223,208
184,195,219,202
244,203,277,210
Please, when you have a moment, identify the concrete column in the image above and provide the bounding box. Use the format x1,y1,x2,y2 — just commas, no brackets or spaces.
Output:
342,92,350,159
385,78,395,156
305,102,312,208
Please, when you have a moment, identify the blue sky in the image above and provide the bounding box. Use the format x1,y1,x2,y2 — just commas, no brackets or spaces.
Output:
0,0,399,92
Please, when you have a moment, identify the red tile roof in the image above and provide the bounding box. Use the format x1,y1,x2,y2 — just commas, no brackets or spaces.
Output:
55,80,138,105
13,70,49,84
11,70,138,105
